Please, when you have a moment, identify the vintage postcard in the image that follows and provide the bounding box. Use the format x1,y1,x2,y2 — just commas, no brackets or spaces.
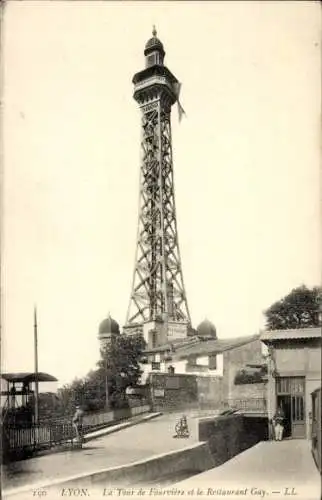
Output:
1,1,321,500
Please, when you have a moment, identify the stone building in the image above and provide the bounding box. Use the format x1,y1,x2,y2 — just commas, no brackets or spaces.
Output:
260,327,321,439
140,320,265,409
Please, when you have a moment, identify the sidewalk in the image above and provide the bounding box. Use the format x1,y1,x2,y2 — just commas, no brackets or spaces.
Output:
3,412,197,494
174,439,321,500
3,411,161,493
83,411,161,442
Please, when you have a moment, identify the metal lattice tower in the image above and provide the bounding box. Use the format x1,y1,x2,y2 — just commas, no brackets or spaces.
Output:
125,28,191,329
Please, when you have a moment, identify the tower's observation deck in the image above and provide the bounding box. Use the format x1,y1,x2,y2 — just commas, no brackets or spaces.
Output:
124,29,191,348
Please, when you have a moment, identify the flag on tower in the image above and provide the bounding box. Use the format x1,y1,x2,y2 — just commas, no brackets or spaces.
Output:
173,82,186,123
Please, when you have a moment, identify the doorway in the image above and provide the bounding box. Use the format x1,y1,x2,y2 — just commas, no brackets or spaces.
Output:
276,377,306,439
277,395,291,438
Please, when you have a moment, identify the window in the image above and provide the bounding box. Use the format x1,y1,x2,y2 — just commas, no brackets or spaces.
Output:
151,331,157,349
146,52,160,67
147,54,156,67
276,376,305,395
292,395,304,421
151,361,160,371
208,355,217,370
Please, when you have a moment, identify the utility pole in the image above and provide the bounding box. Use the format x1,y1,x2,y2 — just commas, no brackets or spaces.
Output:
105,354,109,410
34,306,39,425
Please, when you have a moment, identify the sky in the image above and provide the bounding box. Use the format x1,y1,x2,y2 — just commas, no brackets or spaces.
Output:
2,1,321,388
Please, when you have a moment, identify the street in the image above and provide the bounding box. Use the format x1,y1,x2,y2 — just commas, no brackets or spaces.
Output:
3,413,198,492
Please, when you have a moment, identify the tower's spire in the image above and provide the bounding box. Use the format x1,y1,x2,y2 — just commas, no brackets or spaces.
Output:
152,25,157,37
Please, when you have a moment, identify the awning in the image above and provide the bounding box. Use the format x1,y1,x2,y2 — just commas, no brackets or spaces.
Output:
1,372,58,383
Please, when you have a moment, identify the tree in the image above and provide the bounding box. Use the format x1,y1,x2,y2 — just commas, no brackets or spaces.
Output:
56,334,146,412
57,377,87,415
38,392,63,419
265,285,321,331
98,334,146,409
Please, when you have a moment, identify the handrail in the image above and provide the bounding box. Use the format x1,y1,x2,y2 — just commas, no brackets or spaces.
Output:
2,403,151,460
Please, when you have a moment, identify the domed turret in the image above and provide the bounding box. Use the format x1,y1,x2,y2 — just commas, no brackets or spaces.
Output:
144,26,165,67
99,314,120,336
197,319,217,339
98,314,120,351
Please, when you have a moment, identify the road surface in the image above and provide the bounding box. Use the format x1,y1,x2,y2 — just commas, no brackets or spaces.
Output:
3,412,198,492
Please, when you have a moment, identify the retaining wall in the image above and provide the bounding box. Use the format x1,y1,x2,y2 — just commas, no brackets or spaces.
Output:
198,414,268,467
13,442,215,493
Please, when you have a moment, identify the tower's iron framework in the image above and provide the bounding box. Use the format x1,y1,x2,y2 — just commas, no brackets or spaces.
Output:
125,29,191,331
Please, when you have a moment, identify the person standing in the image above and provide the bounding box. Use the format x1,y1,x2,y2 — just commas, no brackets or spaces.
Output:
273,405,285,441
72,404,84,442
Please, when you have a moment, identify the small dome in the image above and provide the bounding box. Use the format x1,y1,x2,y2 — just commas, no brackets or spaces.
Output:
197,319,217,339
144,26,165,56
99,314,120,335
145,36,163,51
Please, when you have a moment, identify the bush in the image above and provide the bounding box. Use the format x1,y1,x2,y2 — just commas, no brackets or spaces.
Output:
234,369,265,385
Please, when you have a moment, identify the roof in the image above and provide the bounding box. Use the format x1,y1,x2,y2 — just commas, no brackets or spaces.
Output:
144,336,200,355
174,334,260,359
1,372,58,383
143,333,260,359
144,27,165,56
145,36,164,53
260,327,321,343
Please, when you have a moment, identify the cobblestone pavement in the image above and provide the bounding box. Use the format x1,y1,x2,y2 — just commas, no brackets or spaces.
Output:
3,412,198,492
174,439,321,500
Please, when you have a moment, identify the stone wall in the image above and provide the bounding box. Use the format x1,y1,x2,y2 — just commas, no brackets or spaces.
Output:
196,376,224,408
39,443,215,490
223,339,264,400
149,373,198,411
228,381,267,402
198,414,268,467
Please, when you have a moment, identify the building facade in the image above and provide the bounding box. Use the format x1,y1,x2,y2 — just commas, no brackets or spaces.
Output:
261,327,321,439
140,329,265,409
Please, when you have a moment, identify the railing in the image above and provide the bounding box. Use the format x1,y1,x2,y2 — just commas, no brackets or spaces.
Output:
4,422,75,455
81,404,150,430
131,404,150,416
226,398,267,413
82,410,114,429
2,403,151,462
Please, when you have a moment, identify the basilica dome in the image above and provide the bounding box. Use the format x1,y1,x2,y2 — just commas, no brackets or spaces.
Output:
197,319,217,339
98,314,120,336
